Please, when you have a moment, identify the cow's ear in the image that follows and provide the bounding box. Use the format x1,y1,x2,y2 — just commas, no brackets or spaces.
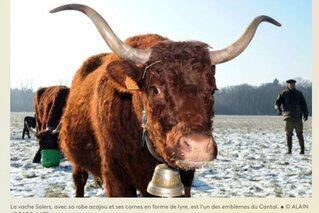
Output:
106,60,143,92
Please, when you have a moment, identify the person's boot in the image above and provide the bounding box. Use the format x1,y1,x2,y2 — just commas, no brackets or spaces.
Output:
297,134,305,155
286,135,292,154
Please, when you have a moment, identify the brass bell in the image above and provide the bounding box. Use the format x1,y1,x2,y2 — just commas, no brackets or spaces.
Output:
147,163,185,197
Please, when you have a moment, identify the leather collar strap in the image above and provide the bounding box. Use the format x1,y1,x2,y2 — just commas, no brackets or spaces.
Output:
141,94,165,163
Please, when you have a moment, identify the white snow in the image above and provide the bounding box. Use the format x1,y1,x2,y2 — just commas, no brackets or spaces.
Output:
10,113,312,197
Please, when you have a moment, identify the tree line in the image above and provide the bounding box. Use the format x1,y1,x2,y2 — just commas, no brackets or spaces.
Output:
11,78,312,116
214,78,312,116
10,87,35,112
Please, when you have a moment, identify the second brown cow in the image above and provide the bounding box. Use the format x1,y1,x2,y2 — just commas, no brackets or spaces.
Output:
31,85,69,163
51,4,280,197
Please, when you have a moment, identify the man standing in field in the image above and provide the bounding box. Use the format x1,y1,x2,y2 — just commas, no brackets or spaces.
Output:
275,79,309,154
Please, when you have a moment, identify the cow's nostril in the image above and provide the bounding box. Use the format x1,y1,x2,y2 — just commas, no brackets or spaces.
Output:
206,140,213,150
205,139,217,159
180,139,191,152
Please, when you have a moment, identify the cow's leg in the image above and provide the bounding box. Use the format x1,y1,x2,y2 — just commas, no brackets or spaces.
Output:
32,148,41,163
72,165,88,197
180,169,195,197
22,128,26,139
104,176,137,197
26,129,31,139
137,180,153,197
103,162,137,197
22,127,30,139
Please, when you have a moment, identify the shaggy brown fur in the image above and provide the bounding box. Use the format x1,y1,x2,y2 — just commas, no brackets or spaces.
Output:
32,86,69,163
60,34,218,197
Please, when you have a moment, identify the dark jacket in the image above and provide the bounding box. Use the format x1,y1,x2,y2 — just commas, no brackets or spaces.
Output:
275,88,308,120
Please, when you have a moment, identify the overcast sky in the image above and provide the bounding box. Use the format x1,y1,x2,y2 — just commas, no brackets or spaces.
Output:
10,0,312,90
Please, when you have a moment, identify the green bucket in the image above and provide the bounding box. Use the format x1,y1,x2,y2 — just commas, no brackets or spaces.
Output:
41,149,62,168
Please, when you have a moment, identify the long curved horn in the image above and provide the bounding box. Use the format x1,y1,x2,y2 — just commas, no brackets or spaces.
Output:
52,122,61,135
25,121,38,135
210,16,281,65
50,4,151,64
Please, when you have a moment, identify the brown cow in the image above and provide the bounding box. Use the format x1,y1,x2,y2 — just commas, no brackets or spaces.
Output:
30,86,69,163
51,4,280,197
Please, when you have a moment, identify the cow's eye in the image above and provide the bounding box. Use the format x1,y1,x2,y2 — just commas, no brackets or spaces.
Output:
149,86,161,95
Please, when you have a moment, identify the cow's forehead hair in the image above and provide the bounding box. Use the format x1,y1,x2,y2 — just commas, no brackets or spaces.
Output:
144,62,214,93
148,40,211,61
141,40,213,91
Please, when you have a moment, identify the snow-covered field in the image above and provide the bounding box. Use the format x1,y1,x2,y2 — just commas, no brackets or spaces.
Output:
10,112,312,198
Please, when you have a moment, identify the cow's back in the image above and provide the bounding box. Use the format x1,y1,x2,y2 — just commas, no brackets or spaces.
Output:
34,86,69,131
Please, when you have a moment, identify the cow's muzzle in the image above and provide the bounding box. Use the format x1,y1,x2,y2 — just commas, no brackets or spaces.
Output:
175,133,217,169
